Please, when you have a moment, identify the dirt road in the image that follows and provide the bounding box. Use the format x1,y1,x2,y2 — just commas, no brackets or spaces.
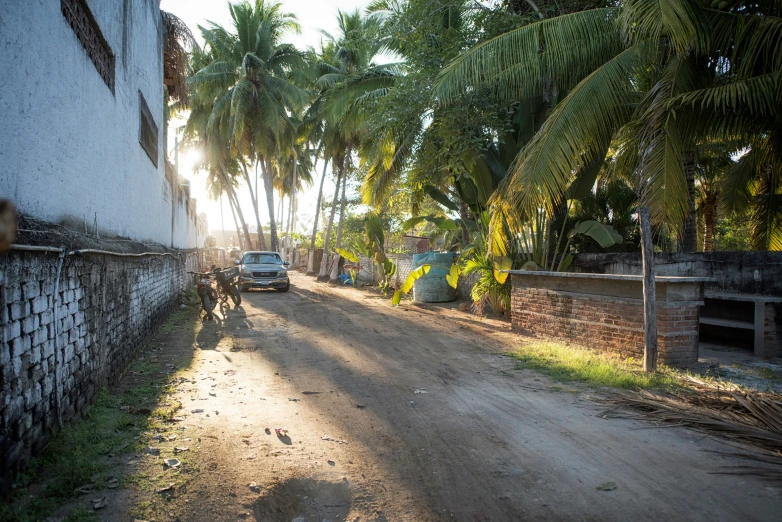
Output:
118,272,780,521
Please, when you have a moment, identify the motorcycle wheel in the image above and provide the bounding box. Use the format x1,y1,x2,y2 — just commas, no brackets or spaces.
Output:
202,294,214,320
229,284,241,306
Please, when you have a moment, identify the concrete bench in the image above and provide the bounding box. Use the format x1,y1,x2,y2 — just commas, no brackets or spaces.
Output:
700,292,782,357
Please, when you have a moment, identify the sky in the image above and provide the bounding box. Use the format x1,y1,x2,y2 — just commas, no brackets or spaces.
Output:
159,0,370,242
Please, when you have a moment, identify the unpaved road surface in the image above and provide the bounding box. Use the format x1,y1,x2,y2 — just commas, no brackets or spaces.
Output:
115,272,780,521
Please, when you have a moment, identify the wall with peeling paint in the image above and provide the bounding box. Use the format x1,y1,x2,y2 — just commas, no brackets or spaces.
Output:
0,0,200,248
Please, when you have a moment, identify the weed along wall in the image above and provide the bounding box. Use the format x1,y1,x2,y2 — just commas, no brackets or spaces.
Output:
509,271,708,368
0,248,197,488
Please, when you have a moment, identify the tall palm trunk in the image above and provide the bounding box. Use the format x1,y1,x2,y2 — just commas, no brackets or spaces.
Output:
702,196,717,252
286,153,298,252
260,159,279,251
329,166,349,283
226,190,244,251
318,170,342,280
240,160,267,250
221,169,253,248
277,195,284,230
679,150,698,252
308,158,329,275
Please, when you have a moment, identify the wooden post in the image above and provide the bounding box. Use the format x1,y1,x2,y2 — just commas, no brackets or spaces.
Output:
639,207,657,372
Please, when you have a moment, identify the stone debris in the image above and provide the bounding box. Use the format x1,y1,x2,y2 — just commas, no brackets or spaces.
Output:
156,483,175,494
164,458,181,469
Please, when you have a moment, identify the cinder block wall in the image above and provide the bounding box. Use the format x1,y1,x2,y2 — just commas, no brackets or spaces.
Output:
0,250,197,487
510,273,704,367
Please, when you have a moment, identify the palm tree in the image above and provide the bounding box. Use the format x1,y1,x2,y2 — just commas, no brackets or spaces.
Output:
435,0,782,250
309,10,393,279
188,0,310,252
184,46,255,248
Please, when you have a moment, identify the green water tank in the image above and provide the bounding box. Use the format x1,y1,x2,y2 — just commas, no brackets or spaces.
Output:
412,252,457,303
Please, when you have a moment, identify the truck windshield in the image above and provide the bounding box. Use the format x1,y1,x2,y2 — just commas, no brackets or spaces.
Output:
243,253,281,265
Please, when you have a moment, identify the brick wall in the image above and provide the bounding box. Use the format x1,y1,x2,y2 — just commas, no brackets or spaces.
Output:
510,273,704,368
0,249,197,487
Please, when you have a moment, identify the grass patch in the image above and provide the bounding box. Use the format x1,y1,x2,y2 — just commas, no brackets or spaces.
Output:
0,306,197,522
0,391,150,522
509,341,682,390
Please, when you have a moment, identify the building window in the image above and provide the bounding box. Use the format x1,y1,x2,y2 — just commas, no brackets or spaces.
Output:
139,92,159,167
61,0,115,93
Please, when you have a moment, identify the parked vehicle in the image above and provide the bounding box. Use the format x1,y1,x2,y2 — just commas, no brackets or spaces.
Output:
211,265,242,306
188,270,218,320
238,251,291,292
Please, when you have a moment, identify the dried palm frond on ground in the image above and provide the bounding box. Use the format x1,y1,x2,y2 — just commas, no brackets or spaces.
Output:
604,376,782,481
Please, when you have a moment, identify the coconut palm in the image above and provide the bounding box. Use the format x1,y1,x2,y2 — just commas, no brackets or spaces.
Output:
184,46,256,248
435,0,782,250
308,9,396,279
188,0,310,252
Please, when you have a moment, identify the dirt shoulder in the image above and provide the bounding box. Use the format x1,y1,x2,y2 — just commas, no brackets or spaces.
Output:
10,272,781,521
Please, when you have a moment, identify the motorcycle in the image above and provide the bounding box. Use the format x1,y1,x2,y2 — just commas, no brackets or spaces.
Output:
211,265,242,306
188,270,219,320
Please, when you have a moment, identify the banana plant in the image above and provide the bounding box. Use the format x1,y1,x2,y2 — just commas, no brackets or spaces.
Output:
338,213,398,294
501,207,623,272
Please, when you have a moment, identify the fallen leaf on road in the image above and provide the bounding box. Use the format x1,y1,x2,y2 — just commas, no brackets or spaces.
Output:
75,484,94,494
321,436,348,444
597,482,617,491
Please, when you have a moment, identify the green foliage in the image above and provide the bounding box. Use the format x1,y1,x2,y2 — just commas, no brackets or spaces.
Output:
435,0,782,250
566,180,641,252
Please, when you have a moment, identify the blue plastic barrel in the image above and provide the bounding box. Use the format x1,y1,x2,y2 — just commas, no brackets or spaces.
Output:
412,252,457,303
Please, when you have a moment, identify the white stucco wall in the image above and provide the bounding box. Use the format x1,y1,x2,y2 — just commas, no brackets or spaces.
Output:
0,0,197,248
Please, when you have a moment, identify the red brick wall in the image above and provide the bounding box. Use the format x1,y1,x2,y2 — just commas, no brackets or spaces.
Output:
511,287,700,367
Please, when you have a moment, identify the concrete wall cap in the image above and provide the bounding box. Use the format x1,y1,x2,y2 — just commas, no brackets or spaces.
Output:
506,270,713,284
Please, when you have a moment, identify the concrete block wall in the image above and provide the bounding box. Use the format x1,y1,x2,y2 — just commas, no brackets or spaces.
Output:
765,304,781,357
0,249,197,487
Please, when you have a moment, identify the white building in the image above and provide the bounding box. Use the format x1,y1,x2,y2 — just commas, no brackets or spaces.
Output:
0,0,203,248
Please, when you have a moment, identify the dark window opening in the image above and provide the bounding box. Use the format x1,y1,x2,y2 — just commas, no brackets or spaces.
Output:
139,92,159,167
61,0,115,93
